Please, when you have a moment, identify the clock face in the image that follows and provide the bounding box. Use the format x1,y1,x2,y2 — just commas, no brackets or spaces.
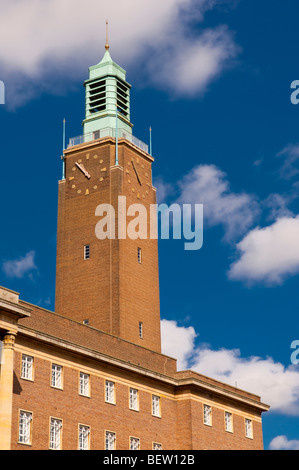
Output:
126,157,151,201
68,152,108,195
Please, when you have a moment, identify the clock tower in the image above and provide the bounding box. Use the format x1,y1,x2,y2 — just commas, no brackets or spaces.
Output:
55,41,161,353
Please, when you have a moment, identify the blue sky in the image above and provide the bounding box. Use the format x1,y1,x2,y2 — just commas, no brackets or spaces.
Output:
1,0,299,450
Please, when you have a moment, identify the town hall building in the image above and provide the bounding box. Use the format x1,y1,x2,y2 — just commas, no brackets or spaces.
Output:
0,38,269,451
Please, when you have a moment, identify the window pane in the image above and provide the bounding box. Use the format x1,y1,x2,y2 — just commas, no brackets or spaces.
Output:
225,412,232,432
50,418,62,450
106,431,116,450
80,372,90,396
153,442,162,450
79,425,90,450
19,411,32,444
21,355,33,380
130,388,138,410
105,381,115,403
130,437,140,450
51,364,62,388
204,405,212,425
152,395,160,417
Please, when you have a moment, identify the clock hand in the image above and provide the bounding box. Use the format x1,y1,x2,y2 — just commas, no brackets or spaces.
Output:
75,162,91,179
131,160,142,186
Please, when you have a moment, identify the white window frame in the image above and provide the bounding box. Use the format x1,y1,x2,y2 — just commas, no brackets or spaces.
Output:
79,424,90,450
21,354,34,381
50,417,63,450
79,372,90,397
51,364,63,389
129,388,139,411
130,436,140,450
18,411,32,445
152,395,161,417
203,404,212,426
105,431,116,450
105,380,115,404
225,411,233,433
245,418,253,439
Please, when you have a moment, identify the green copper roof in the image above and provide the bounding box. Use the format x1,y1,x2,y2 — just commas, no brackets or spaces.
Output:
88,49,127,82
83,48,133,137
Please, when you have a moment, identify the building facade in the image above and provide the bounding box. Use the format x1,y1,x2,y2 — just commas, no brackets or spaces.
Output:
0,42,269,451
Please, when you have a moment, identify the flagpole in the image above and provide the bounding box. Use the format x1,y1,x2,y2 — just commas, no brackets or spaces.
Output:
149,126,152,156
115,107,119,165
62,118,66,180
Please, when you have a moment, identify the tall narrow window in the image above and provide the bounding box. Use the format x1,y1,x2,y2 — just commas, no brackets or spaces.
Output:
21,354,34,380
130,437,140,450
50,418,62,450
139,322,143,339
51,364,63,389
84,245,90,260
137,248,142,264
152,395,161,417
79,425,90,450
105,431,116,450
203,405,212,426
129,388,139,411
19,411,32,445
225,412,233,433
79,372,90,397
105,380,115,404
245,418,253,439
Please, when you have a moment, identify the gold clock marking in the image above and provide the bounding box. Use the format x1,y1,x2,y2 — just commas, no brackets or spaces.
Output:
93,185,98,190
100,177,104,182
69,176,74,181
85,189,89,195
100,159,103,164
72,167,76,172
77,190,81,194
101,167,107,172
72,185,76,189
86,154,90,160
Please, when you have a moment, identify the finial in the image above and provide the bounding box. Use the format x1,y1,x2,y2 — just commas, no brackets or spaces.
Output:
105,20,109,51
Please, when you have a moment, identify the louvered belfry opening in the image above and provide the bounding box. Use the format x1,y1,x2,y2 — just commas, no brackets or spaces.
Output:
88,78,106,114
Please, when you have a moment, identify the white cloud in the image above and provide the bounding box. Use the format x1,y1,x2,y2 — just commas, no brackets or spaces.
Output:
176,164,260,241
161,319,197,370
2,250,37,279
262,193,294,221
269,436,299,451
228,216,299,285
0,0,239,107
161,319,299,416
277,143,299,180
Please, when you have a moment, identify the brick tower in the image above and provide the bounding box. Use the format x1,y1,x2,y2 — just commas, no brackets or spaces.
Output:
55,41,161,352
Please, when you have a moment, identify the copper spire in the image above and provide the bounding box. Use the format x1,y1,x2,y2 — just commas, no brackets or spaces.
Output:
105,20,109,51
